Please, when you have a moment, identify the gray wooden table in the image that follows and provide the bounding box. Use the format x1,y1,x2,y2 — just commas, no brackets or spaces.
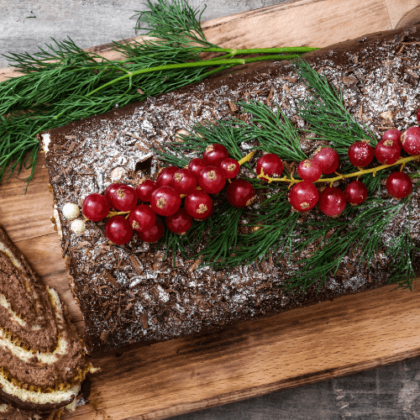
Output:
1,1,419,419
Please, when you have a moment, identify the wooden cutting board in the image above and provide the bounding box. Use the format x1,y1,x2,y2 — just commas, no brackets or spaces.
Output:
2,0,420,419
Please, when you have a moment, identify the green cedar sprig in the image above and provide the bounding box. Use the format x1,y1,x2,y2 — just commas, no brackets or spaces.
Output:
0,0,315,186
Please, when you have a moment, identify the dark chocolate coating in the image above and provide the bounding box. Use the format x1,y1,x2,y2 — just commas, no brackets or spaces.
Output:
43,25,420,354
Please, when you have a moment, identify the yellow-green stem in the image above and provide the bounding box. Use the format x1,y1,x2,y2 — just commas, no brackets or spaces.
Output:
238,151,255,166
107,211,130,218
258,154,420,185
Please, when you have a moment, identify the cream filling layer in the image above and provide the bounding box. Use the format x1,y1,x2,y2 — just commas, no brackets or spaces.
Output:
0,243,23,270
0,288,68,363
0,374,79,405
0,295,26,327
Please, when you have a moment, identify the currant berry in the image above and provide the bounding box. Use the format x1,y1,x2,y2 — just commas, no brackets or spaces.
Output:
386,172,412,199
227,179,256,208
105,216,133,245
256,154,283,182
128,204,156,232
375,139,401,164
184,191,213,220
288,182,319,212
156,166,178,187
138,216,165,243
136,179,157,202
110,184,138,211
344,181,368,206
83,193,110,221
198,166,226,194
348,141,374,167
417,108,420,125
297,159,322,182
188,158,208,180
203,144,229,166
220,158,240,179
319,187,347,217
105,183,124,203
312,147,340,174
172,168,197,195
150,186,181,217
166,208,193,234
401,127,420,155
383,129,402,148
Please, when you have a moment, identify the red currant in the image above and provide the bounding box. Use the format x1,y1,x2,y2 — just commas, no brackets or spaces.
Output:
319,187,347,217
138,216,165,243
166,208,193,234
172,168,197,195
83,193,110,221
401,127,420,155
105,215,133,245
188,158,208,180
313,147,339,174
288,182,319,212
198,166,226,194
136,179,157,202
156,166,178,187
386,172,412,199
105,183,124,204
203,144,229,166
383,129,402,148
348,141,374,167
184,191,213,220
227,179,256,208
297,159,322,182
128,204,156,232
220,158,240,179
110,185,138,211
256,154,283,182
417,108,420,125
150,186,181,217
375,139,401,164
344,181,367,206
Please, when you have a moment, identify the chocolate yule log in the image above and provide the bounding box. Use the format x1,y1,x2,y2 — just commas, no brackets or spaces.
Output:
41,25,420,353
0,226,96,412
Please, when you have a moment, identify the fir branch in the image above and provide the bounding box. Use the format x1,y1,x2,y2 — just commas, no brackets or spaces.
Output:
287,197,405,292
295,59,377,158
155,118,254,168
238,101,307,162
217,191,299,269
1,0,314,186
197,203,243,265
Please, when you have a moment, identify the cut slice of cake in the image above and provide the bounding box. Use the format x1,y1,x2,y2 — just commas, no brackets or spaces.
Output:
42,25,420,353
0,226,96,413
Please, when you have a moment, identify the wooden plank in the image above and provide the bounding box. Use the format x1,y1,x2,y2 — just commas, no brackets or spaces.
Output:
0,0,414,83
66,284,420,420
1,0,420,419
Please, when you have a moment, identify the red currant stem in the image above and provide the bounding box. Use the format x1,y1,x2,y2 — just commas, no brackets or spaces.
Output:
238,151,255,166
180,186,202,199
257,154,420,185
106,211,131,218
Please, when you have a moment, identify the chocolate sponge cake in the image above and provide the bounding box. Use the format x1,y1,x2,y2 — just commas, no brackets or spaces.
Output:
42,25,420,353
0,226,96,413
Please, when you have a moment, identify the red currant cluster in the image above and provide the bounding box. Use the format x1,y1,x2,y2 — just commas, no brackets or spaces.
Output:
258,127,419,217
82,144,256,244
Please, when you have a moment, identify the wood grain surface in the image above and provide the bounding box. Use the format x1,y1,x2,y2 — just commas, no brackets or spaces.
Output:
2,0,420,419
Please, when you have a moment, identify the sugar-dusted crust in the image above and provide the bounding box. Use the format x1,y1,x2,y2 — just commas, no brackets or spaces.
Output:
43,25,420,353
0,226,95,411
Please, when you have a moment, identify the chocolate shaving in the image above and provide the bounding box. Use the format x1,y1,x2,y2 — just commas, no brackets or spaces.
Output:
103,270,120,288
129,254,144,274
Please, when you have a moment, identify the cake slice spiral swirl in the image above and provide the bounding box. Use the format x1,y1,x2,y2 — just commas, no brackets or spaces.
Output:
0,226,96,412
